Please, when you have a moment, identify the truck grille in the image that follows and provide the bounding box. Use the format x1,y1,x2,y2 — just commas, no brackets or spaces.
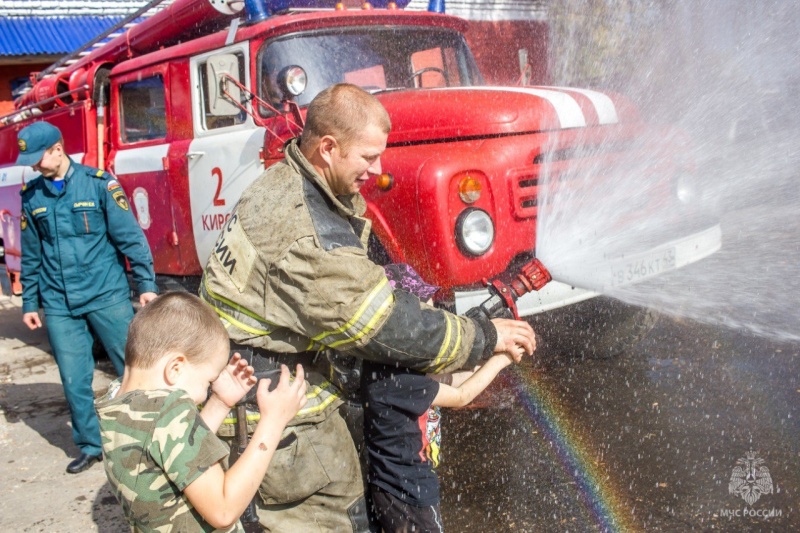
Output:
512,140,641,220
510,169,540,219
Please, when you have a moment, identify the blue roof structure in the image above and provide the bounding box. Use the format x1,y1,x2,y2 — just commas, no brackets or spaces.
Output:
0,16,126,57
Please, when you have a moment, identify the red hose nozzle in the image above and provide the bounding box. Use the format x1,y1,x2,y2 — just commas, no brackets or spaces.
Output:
510,258,552,296
476,258,553,321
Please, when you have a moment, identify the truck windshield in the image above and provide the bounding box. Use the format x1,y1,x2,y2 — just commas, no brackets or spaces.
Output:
258,26,482,113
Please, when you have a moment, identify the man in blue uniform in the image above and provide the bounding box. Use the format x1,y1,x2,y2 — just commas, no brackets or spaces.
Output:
17,122,158,474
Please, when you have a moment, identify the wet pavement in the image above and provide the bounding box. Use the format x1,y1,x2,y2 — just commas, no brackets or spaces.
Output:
439,313,799,532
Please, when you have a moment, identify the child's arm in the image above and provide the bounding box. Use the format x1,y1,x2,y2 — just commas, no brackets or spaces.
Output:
432,354,514,408
201,353,256,432
183,364,307,529
428,369,476,388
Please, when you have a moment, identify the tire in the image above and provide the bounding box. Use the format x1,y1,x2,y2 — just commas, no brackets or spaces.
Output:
527,296,658,364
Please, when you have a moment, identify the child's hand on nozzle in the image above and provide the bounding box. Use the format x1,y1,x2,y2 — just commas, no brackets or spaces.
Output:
257,364,308,426
210,352,256,408
509,341,532,364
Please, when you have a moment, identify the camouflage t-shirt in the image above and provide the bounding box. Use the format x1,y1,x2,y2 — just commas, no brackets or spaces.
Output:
97,382,244,533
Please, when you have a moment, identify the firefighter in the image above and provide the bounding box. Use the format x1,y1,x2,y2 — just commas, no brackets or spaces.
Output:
17,122,157,474
200,84,536,532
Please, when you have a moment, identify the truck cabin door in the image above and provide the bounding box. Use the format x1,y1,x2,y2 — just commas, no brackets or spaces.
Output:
108,66,182,273
187,45,267,269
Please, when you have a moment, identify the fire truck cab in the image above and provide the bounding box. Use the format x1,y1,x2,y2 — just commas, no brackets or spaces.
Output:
0,0,719,356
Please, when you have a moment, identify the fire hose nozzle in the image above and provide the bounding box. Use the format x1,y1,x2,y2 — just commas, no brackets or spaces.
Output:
474,258,553,321
510,258,552,296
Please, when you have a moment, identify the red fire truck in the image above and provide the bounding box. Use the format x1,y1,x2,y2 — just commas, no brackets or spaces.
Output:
0,0,720,356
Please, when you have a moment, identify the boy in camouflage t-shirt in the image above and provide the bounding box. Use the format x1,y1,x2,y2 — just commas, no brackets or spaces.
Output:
97,292,307,532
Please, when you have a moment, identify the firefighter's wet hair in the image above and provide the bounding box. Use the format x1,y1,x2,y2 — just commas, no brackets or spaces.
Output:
125,292,229,369
301,83,391,154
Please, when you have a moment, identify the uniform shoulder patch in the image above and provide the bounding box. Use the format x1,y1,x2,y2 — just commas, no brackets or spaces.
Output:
96,170,105,177
19,176,41,197
20,214,27,231
107,179,122,192
112,190,129,211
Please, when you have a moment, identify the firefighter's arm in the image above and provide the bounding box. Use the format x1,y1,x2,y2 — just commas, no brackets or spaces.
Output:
98,174,158,296
353,280,535,370
269,238,489,374
19,200,42,317
355,290,488,373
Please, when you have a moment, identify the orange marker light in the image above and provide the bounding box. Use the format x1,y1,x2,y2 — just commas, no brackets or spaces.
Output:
335,2,345,10
362,2,373,9
388,1,398,8
458,174,482,203
375,172,394,191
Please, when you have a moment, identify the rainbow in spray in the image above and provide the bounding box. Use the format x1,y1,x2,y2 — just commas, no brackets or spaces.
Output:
509,367,637,532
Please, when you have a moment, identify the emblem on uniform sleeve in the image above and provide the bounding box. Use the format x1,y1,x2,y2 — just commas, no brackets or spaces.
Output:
18,139,27,152
112,190,130,211
20,214,28,231
107,179,122,192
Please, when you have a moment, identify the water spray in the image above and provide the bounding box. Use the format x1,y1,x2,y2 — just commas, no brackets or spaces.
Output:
466,258,552,321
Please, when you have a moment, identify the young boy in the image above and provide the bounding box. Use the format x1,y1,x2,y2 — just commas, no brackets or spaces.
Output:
363,265,529,532
96,292,307,532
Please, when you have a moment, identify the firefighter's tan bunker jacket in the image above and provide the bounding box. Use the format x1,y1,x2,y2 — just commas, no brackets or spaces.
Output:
200,139,494,532
201,139,493,418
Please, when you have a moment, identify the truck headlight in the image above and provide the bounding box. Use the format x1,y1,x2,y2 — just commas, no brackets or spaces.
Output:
456,208,494,256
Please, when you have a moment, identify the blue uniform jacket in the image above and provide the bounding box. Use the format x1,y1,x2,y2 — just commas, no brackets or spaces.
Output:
20,159,157,316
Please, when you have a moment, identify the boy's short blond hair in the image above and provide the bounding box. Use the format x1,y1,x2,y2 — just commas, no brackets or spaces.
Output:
125,292,229,369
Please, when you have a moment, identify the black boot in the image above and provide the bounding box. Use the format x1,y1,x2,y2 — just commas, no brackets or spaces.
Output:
66,452,102,474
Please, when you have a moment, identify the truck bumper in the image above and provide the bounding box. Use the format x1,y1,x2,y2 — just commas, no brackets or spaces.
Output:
454,224,722,317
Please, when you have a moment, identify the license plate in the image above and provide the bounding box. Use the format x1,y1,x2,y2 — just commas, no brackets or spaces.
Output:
610,247,676,287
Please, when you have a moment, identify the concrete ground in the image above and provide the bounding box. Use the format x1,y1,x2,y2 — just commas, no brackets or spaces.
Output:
0,292,128,532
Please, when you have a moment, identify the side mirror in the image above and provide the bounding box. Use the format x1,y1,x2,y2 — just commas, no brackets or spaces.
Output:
206,53,242,116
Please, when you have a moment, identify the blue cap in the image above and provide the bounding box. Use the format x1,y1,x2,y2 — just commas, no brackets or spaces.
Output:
16,122,62,166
